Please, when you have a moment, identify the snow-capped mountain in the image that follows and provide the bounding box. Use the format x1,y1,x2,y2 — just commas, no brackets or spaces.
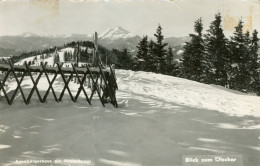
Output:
20,32,39,38
98,26,141,53
99,26,137,40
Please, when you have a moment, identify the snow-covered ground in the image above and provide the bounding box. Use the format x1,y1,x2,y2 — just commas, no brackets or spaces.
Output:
117,70,260,118
0,57,11,60
0,70,260,166
14,46,88,67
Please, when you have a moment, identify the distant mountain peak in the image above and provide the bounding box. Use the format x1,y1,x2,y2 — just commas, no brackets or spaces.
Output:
99,26,135,40
20,32,39,37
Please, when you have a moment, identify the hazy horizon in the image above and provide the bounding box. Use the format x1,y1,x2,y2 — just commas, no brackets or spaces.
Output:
0,0,260,38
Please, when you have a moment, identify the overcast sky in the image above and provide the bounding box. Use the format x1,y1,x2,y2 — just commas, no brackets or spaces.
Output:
0,0,260,37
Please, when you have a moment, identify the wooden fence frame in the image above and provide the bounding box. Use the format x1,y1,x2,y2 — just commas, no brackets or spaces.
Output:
0,61,118,107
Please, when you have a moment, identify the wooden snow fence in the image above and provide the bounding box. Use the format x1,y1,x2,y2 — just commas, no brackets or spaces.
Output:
0,61,118,107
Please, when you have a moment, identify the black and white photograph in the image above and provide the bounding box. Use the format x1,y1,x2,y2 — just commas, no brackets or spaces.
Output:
0,0,260,165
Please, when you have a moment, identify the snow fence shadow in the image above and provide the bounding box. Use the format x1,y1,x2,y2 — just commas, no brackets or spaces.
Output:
0,90,259,166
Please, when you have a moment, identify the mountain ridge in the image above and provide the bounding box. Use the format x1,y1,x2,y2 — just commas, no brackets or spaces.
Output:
0,26,190,57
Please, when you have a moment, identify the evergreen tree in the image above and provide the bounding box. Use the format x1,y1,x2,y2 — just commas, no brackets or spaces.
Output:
73,46,78,61
242,31,253,92
181,18,206,82
64,51,71,62
146,40,157,72
79,48,88,63
136,36,149,71
153,24,168,73
165,46,174,75
54,53,60,63
64,51,68,62
115,48,134,70
249,30,260,93
229,20,250,91
204,13,229,86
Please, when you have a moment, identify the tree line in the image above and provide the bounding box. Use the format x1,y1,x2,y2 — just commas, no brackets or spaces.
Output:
7,13,260,95
114,24,179,76
9,41,119,66
133,13,259,95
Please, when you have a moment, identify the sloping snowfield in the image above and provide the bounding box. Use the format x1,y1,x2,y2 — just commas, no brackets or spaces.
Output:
117,70,260,118
0,70,260,166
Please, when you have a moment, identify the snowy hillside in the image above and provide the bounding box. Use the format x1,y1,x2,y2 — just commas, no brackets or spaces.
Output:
1,69,260,118
116,70,260,117
0,70,260,166
14,47,88,67
15,54,56,66
0,57,11,60
2,69,260,117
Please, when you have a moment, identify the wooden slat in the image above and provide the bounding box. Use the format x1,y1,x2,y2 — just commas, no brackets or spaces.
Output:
98,63,118,108
87,65,105,107
41,62,59,103
109,64,118,90
57,63,75,102
2,70,11,85
72,64,91,104
9,61,27,104
25,61,44,104
0,64,110,75
0,81,11,105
